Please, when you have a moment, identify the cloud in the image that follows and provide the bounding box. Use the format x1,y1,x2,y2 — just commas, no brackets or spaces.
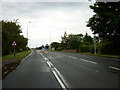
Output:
2,2,95,48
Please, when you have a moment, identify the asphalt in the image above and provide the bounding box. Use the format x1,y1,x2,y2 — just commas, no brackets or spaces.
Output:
2,51,61,88
42,51,120,88
2,50,120,89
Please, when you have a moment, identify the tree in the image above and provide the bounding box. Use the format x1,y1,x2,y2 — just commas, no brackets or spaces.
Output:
67,34,83,52
87,2,120,55
61,31,68,49
82,33,93,45
2,20,28,55
87,2,120,42
51,42,61,50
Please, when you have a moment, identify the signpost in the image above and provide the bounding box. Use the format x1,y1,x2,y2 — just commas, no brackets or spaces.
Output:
12,41,17,58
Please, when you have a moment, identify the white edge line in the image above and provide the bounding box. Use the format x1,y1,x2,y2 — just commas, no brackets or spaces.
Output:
109,66,120,71
22,51,33,61
17,51,33,68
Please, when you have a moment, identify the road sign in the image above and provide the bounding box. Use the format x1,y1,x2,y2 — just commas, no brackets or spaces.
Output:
12,41,17,46
12,41,17,58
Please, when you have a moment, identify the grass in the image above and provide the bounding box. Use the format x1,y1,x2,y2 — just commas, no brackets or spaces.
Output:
80,53,120,59
2,50,32,60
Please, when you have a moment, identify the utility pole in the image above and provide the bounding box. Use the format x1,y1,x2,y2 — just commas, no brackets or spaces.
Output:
94,34,97,54
48,31,51,50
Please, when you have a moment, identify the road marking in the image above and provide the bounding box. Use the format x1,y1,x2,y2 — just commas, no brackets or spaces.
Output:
11,67,14,69
68,56,77,59
46,61,51,67
4,71,8,74
113,58,120,61
52,70,67,90
54,67,69,88
44,57,48,61
81,59,97,64
109,66,120,71
22,51,33,61
40,53,68,90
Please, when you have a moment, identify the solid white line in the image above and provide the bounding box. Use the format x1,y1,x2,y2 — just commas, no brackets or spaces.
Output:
109,66,120,71
22,51,32,61
81,59,97,64
68,56,77,59
40,53,67,90
44,57,48,61
54,67,69,88
46,61,51,67
52,70,67,90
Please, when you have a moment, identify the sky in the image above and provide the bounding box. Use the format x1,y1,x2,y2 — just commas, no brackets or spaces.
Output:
2,0,95,48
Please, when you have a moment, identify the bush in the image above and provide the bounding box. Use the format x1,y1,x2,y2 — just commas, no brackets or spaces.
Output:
100,42,120,55
56,47,62,51
80,45,91,53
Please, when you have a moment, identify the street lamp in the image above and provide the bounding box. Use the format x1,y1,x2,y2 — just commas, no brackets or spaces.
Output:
48,31,51,50
27,21,31,52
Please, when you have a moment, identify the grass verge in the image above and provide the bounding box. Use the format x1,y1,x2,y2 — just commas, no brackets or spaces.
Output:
2,50,32,60
80,53,120,59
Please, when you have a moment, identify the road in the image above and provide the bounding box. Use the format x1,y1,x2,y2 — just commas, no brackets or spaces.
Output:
2,50,120,89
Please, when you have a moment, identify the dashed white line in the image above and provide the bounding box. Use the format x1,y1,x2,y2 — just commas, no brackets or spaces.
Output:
68,56,77,59
109,66,120,71
68,56,97,64
4,71,8,74
113,58,120,61
11,67,14,69
81,59,97,64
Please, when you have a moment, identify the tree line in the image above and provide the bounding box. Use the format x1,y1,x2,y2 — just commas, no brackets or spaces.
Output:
50,32,94,53
49,2,120,55
2,20,28,56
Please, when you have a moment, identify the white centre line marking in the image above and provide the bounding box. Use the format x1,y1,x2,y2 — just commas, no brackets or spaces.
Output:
40,53,68,90
52,70,67,90
81,59,97,64
109,66,120,71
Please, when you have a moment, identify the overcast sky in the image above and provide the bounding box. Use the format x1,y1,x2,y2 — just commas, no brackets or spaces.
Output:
2,1,95,48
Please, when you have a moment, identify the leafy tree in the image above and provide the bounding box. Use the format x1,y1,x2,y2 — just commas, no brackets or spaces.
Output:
87,2,120,55
87,2,120,41
51,42,61,50
82,33,93,45
2,20,28,55
67,34,83,52
61,31,68,49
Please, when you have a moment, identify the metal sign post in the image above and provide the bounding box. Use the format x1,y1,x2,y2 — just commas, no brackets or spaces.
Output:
12,41,17,58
